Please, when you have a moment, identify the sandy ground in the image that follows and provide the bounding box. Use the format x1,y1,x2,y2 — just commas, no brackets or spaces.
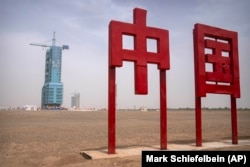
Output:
0,110,250,167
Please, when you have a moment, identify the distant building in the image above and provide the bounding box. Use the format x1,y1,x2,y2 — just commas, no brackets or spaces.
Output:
31,32,69,109
141,107,148,112
41,44,64,109
71,93,80,109
24,105,38,111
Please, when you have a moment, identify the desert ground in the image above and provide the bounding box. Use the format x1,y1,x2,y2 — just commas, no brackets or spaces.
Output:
0,110,250,167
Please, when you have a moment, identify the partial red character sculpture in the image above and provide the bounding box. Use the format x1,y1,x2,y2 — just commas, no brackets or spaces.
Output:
193,23,240,146
108,8,170,154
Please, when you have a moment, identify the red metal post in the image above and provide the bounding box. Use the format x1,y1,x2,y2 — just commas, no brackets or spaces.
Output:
231,95,238,144
108,67,116,154
195,96,202,146
160,70,167,149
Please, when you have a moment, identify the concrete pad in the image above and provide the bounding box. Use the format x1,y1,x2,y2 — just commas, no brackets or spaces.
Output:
223,139,250,146
202,141,234,149
167,144,197,150
80,146,159,159
80,139,250,160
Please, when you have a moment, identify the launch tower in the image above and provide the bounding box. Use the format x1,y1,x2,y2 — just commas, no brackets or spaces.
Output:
30,32,69,109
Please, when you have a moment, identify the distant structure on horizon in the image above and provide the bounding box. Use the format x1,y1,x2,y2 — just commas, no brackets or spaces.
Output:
30,32,69,109
23,105,38,111
71,92,80,109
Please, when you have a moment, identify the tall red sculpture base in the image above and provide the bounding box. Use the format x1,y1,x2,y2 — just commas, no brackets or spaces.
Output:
108,69,167,154
195,96,238,146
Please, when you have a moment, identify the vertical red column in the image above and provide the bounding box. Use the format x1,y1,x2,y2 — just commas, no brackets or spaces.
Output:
231,95,238,144
195,97,202,146
160,70,167,149
108,67,116,154
193,25,202,146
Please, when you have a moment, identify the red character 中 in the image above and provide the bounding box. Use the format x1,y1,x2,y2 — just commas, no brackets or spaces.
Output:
108,8,170,154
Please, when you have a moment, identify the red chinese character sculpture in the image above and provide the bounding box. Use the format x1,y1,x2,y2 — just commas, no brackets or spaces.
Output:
193,23,240,146
108,8,170,154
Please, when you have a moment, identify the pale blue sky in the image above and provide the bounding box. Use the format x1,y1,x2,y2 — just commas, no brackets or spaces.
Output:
0,0,249,109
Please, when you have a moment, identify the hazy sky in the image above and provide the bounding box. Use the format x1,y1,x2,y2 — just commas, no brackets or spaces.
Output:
0,0,249,109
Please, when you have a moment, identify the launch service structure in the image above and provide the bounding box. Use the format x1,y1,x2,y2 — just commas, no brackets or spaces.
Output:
30,32,69,109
